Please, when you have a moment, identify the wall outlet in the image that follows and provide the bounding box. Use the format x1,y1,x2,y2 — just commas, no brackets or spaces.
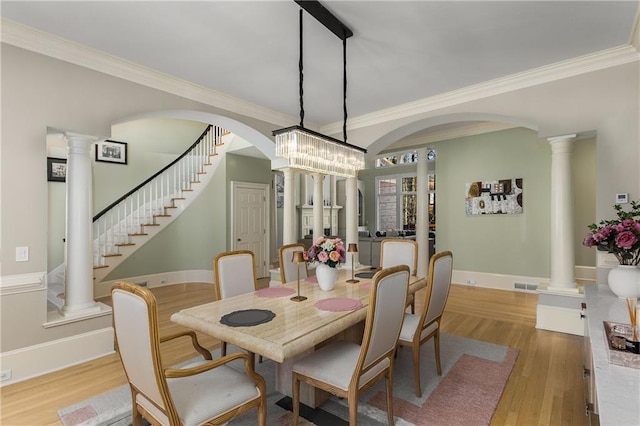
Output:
466,279,476,285
0,370,12,381
160,279,167,284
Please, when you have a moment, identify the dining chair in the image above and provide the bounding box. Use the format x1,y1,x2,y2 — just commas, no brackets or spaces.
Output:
397,250,453,397
213,250,259,359
380,238,418,313
291,265,410,425
111,281,267,426
279,243,308,283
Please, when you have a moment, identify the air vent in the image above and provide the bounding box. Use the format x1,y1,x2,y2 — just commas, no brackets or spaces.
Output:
514,282,538,291
135,281,148,287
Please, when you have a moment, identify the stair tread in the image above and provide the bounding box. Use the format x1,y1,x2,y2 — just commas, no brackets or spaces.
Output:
129,232,149,236
115,243,135,247
172,197,186,200
93,265,109,269
165,206,177,209
154,214,171,218
142,223,160,226
102,253,122,257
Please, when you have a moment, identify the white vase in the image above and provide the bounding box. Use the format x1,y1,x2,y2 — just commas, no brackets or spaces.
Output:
607,265,640,299
316,264,338,291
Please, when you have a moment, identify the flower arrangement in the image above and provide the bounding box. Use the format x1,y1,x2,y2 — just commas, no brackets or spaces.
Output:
583,200,640,266
306,237,346,268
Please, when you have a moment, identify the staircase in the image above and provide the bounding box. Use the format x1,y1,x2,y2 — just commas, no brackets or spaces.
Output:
47,125,230,305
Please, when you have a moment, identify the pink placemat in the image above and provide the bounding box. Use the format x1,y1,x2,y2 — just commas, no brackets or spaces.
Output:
255,287,296,298
305,276,318,283
315,297,363,312
359,282,372,291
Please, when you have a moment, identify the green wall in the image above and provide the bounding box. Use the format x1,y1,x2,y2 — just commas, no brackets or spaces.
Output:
573,137,597,267
107,152,273,280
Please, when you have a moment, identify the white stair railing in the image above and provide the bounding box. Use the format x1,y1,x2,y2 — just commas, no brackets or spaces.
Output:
92,125,225,269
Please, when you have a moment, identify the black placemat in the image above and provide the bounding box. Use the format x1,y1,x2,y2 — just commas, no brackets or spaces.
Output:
355,272,375,279
220,309,275,327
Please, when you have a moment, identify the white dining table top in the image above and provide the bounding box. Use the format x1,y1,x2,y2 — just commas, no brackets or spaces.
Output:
171,268,426,363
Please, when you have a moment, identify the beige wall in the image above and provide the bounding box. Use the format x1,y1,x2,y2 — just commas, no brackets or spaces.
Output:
1,42,637,361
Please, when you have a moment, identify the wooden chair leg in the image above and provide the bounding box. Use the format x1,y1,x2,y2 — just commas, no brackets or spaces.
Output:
293,373,301,426
348,394,359,425
413,344,422,398
386,372,395,425
258,391,267,426
434,330,442,376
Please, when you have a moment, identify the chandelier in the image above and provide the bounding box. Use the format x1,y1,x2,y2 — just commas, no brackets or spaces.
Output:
273,1,366,178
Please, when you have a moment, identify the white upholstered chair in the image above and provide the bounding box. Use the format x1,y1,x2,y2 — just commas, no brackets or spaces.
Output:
279,243,308,283
213,250,259,359
397,250,453,397
380,238,418,313
292,265,410,425
111,281,267,426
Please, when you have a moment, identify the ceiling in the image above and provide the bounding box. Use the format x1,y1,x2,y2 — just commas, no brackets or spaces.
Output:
2,1,638,146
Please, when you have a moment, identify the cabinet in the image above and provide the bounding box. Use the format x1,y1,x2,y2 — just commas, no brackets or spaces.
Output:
583,285,640,425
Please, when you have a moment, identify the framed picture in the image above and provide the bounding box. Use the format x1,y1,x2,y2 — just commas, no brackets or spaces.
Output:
47,157,67,182
96,139,127,165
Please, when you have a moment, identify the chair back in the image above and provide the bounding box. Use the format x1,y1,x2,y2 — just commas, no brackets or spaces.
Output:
279,243,307,283
358,265,410,375
112,282,170,415
423,251,454,327
380,238,418,275
214,250,258,299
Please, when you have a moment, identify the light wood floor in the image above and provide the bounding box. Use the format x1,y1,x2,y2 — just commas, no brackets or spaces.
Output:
0,282,585,426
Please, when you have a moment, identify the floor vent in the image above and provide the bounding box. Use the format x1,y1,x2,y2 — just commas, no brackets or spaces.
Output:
514,282,538,291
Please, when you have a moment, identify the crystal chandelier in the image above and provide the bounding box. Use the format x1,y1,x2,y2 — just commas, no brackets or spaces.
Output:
273,1,366,178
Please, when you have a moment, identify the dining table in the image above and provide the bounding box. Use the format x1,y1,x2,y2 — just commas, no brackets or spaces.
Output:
171,267,426,406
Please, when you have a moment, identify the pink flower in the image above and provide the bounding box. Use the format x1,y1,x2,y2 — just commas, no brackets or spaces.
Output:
329,251,341,262
616,231,638,250
583,233,595,247
317,251,329,263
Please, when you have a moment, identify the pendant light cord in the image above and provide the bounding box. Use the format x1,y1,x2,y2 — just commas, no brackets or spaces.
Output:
343,36,347,143
299,8,305,128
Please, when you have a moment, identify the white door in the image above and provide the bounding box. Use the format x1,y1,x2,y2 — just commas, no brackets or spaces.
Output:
232,182,269,278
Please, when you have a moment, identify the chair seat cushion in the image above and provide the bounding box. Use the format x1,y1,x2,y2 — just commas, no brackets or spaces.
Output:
138,360,261,426
398,314,438,343
293,341,390,391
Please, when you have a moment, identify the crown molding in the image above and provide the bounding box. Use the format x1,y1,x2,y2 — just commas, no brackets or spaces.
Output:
1,19,297,127
321,44,640,135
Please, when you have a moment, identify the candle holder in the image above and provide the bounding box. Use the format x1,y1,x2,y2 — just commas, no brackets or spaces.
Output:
346,243,359,283
290,251,307,302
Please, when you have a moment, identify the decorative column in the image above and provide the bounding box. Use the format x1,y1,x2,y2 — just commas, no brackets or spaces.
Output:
312,173,324,239
62,132,101,317
345,176,359,267
548,134,578,292
282,167,296,245
416,147,429,277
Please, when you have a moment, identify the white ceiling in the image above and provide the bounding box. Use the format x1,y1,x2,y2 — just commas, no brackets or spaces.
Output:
2,1,638,133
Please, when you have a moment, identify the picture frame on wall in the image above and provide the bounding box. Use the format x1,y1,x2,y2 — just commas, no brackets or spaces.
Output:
96,139,127,165
47,157,67,182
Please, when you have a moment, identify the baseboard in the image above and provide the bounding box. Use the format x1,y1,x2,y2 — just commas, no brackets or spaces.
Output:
96,269,214,298
536,304,584,336
0,327,114,387
453,270,550,292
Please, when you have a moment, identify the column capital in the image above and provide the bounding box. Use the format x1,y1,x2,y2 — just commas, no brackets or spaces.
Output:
547,134,577,144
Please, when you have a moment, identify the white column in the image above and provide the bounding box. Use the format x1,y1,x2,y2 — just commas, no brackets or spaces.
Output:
282,168,297,245
312,173,324,239
548,134,578,292
62,132,101,317
416,148,429,277
345,176,359,267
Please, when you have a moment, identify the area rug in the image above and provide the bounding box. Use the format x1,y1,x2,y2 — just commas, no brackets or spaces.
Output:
58,334,518,426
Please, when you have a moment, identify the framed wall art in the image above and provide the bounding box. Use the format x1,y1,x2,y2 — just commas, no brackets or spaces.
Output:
465,178,523,215
95,139,127,165
47,157,67,182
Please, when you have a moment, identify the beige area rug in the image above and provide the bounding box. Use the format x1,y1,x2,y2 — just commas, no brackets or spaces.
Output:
58,334,518,426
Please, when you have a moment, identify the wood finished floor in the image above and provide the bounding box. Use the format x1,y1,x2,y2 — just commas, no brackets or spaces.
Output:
0,281,585,426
